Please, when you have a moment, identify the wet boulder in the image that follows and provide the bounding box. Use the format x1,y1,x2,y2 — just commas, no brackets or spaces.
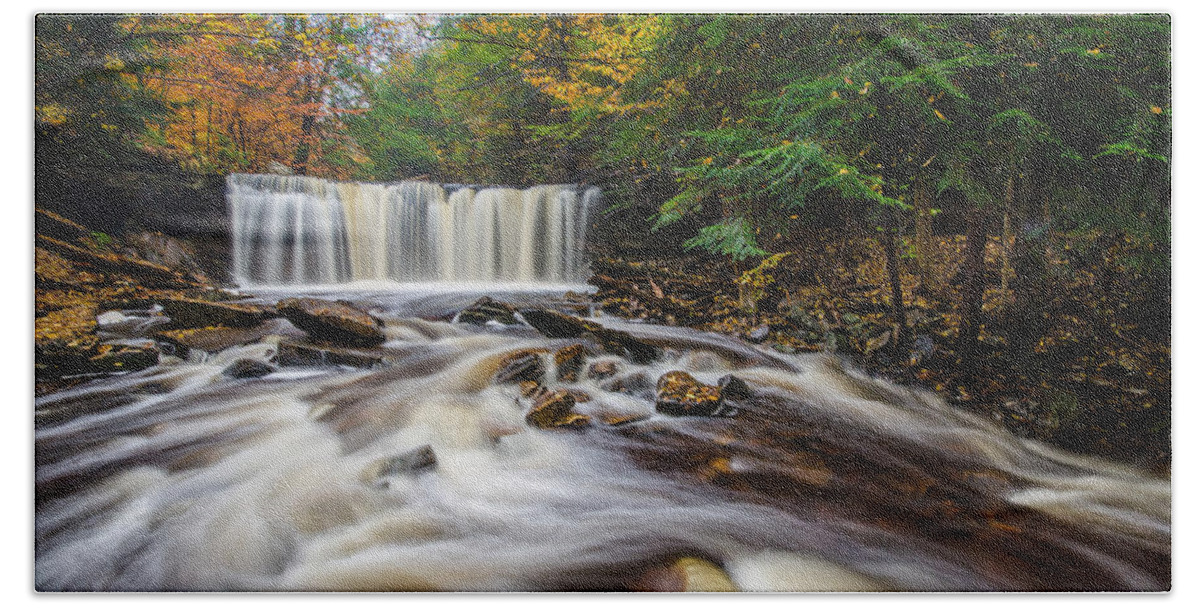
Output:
717,374,753,402
88,340,160,374
518,308,595,338
632,556,738,592
158,297,276,329
655,371,726,417
587,360,620,380
156,319,302,359
519,308,659,364
455,296,519,325
222,358,276,379
276,340,391,368
553,343,586,382
277,297,385,347
494,349,548,384
524,388,591,430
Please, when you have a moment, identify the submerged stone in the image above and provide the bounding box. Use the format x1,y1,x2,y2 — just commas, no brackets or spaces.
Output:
603,372,654,398
361,445,438,488
747,323,771,343
157,319,300,358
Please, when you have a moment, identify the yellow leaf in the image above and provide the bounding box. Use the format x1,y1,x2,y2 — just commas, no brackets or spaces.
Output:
1150,106,1163,114
830,90,840,99
1086,47,1101,55
701,156,713,165
934,109,947,121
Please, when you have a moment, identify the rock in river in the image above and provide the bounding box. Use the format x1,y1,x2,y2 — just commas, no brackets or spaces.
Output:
455,296,519,325
275,340,391,369
520,308,659,364
717,374,753,402
88,340,160,374
156,318,303,359
524,388,591,430
553,343,586,382
655,371,726,417
587,360,620,380
222,359,276,379
494,349,548,384
277,297,386,347
361,445,438,488
158,297,276,329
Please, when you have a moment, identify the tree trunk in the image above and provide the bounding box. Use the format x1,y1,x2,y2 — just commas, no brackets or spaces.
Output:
913,171,935,294
883,208,911,350
1008,178,1049,361
999,169,1015,293
292,110,316,176
958,205,987,368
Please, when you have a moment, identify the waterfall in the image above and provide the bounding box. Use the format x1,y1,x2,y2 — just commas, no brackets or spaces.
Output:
227,174,597,286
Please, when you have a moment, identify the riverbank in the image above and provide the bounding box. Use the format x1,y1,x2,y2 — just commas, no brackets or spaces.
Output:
584,231,1170,476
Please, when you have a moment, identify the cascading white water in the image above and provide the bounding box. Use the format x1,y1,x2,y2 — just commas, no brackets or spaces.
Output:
34,299,1171,592
228,174,597,286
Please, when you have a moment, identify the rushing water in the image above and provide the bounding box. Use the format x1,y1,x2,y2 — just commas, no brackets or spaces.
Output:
227,174,596,286
34,288,1170,592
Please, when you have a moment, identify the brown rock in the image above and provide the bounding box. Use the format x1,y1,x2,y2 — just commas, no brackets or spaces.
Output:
564,389,593,403
518,380,545,399
550,413,592,430
554,343,586,381
455,296,519,325
159,297,275,329
276,340,390,369
524,389,577,429
276,297,385,347
494,349,547,384
88,340,160,373
587,360,620,380
156,319,300,358
598,412,651,426
717,374,753,401
655,371,724,416
632,557,737,592
519,308,659,364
